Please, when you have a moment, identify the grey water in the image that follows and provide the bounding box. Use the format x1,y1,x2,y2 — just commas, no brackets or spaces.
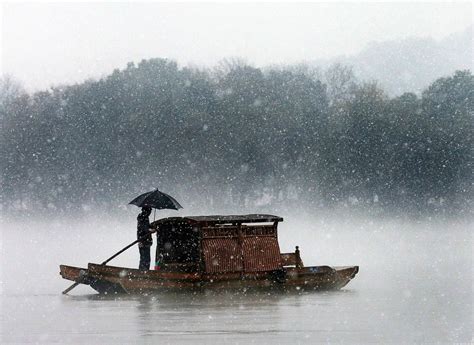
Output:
1,214,472,344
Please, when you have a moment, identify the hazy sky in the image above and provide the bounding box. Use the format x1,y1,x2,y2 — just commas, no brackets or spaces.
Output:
1,2,472,91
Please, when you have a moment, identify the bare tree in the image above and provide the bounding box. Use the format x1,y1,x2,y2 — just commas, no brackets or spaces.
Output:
324,63,358,106
0,75,25,108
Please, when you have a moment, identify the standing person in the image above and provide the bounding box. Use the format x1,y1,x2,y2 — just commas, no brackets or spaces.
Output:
137,206,154,270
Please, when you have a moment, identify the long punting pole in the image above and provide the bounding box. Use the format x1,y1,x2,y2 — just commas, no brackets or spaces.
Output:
62,233,151,294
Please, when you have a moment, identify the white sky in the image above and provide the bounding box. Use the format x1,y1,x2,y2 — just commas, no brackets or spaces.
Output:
1,1,472,91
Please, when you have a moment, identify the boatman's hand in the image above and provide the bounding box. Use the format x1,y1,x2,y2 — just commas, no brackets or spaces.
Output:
149,226,159,234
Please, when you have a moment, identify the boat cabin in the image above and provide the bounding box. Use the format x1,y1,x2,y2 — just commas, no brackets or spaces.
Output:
151,214,300,274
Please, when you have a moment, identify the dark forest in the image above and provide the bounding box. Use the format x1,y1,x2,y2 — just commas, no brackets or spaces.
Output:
1,59,472,216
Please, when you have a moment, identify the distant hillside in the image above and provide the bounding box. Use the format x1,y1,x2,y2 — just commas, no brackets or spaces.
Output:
2,59,472,215
322,26,473,95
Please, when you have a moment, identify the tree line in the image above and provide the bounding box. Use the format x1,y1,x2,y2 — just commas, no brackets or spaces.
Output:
1,59,472,216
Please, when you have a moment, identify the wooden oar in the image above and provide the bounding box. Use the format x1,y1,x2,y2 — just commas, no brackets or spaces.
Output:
62,232,154,295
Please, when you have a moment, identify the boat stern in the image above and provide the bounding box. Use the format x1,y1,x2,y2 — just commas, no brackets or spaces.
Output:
333,266,359,289
60,265,88,282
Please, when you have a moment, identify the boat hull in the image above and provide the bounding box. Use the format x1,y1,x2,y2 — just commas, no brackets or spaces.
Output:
60,263,358,294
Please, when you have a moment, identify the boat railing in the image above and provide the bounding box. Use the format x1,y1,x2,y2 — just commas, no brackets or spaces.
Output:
280,246,304,268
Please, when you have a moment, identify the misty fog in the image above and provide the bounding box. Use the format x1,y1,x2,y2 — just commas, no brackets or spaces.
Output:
1,213,471,343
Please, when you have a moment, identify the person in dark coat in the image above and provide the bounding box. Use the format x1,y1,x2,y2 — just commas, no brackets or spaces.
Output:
137,206,155,270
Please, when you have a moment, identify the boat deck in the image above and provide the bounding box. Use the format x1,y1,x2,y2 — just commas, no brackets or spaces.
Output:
60,263,358,294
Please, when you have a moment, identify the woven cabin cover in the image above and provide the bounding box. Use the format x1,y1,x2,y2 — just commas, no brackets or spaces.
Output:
202,238,243,273
242,237,282,272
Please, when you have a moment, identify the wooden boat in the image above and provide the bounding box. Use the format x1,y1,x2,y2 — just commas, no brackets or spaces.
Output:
60,214,358,294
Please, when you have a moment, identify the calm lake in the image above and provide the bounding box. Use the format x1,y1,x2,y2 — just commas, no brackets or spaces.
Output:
1,215,472,343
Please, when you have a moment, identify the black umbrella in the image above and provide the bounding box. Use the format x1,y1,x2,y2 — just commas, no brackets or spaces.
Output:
129,189,183,210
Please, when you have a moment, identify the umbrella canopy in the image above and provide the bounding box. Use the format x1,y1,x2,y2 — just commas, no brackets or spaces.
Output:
129,189,183,210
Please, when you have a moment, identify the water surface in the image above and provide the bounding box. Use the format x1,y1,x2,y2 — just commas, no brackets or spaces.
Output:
1,216,471,343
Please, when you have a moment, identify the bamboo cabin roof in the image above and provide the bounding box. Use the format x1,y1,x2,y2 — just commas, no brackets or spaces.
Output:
152,214,283,226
